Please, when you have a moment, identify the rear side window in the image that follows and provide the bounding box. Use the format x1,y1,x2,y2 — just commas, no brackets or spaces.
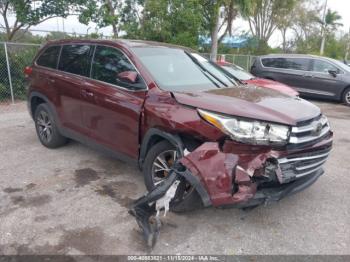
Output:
262,58,285,68
284,58,309,70
36,46,61,69
58,45,93,77
91,45,145,89
262,57,309,71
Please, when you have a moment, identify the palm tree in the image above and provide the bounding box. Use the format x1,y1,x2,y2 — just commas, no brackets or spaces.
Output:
320,9,343,55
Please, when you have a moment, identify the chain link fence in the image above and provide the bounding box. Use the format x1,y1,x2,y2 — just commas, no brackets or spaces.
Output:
202,53,257,71
0,42,41,104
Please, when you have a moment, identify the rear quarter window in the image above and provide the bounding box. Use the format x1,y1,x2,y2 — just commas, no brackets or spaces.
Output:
262,57,310,71
36,46,61,69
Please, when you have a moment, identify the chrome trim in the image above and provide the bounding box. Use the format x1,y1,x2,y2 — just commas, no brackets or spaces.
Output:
295,159,327,171
289,125,330,144
296,166,325,178
278,151,331,164
259,56,344,75
291,116,328,133
294,87,335,97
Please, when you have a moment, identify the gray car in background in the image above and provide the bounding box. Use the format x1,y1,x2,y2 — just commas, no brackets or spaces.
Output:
251,54,350,106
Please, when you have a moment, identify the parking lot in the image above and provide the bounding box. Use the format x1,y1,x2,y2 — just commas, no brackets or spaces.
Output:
0,100,349,255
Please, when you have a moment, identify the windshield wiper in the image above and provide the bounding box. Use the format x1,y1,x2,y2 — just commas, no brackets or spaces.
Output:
208,61,239,86
185,52,228,88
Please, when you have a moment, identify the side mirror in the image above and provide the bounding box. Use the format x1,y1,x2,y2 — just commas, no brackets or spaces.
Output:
117,71,138,84
328,70,338,77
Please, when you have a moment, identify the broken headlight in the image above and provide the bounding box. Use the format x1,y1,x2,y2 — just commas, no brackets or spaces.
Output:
198,109,290,145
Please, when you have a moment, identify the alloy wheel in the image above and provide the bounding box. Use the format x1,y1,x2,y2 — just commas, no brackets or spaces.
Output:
346,91,350,105
151,149,193,199
151,150,178,185
36,111,53,143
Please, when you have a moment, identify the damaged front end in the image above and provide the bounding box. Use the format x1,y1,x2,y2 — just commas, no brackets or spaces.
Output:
130,134,333,247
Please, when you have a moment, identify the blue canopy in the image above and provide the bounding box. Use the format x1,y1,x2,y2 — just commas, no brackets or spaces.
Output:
199,35,249,48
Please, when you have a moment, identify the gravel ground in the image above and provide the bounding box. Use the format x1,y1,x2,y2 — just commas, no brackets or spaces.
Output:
0,100,349,255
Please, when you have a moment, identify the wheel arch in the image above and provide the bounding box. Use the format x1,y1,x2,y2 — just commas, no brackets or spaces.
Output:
29,92,62,129
139,128,185,169
341,85,350,102
139,128,212,208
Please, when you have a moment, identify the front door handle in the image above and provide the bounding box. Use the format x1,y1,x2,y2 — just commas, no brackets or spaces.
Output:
303,74,314,78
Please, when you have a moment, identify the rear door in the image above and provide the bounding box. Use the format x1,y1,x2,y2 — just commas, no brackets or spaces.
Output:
260,57,310,90
81,45,147,159
55,44,94,136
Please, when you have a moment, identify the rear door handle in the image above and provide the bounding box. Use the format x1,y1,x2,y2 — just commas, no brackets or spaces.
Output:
48,77,56,83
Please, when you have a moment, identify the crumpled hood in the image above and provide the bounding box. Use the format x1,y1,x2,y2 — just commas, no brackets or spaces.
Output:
172,85,320,126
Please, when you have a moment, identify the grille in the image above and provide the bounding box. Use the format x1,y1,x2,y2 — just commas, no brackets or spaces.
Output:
277,146,331,183
289,115,331,145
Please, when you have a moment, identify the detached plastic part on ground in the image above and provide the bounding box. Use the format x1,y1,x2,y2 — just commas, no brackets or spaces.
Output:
129,142,326,248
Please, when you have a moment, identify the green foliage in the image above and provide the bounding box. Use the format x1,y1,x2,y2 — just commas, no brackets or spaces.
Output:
0,0,86,40
0,45,40,100
324,9,343,32
121,0,205,49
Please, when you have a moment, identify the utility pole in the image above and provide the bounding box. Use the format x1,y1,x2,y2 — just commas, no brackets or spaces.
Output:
320,0,328,56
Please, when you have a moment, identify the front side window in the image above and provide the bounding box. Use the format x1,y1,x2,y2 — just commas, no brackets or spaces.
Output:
92,46,145,89
36,46,61,69
58,45,93,77
312,60,339,73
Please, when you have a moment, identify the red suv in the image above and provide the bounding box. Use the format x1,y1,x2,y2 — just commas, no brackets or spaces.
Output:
26,39,333,211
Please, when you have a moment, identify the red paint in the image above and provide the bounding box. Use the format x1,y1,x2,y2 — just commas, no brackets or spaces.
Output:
27,39,333,208
216,61,299,96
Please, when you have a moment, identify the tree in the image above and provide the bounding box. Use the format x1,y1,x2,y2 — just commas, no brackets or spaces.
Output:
0,0,85,41
120,0,205,48
79,0,122,38
202,0,251,61
282,0,321,53
319,8,343,55
242,0,297,50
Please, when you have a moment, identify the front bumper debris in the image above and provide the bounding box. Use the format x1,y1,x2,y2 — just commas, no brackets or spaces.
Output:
130,138,332,248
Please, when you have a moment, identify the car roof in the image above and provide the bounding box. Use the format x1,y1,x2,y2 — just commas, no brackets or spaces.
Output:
259,53,326,59
45,38,195,52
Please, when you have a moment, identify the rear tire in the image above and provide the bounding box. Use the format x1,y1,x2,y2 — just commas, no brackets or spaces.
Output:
342,87,350,106
143,140,203,212
34,103,68,148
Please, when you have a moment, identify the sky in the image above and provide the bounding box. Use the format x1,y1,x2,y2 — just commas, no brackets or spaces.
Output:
2,0,350,47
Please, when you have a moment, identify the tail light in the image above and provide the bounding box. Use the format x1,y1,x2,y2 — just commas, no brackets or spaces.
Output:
24,66,33,77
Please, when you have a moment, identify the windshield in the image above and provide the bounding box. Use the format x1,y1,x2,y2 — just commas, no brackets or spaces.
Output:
221,65,254,81
132,47,236,92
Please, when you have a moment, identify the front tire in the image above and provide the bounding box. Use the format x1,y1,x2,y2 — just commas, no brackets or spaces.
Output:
142,140,203,212
34,103,67,148
342,87,350,106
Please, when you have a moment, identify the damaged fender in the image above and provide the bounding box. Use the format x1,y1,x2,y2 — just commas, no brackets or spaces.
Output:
180,142,258,207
